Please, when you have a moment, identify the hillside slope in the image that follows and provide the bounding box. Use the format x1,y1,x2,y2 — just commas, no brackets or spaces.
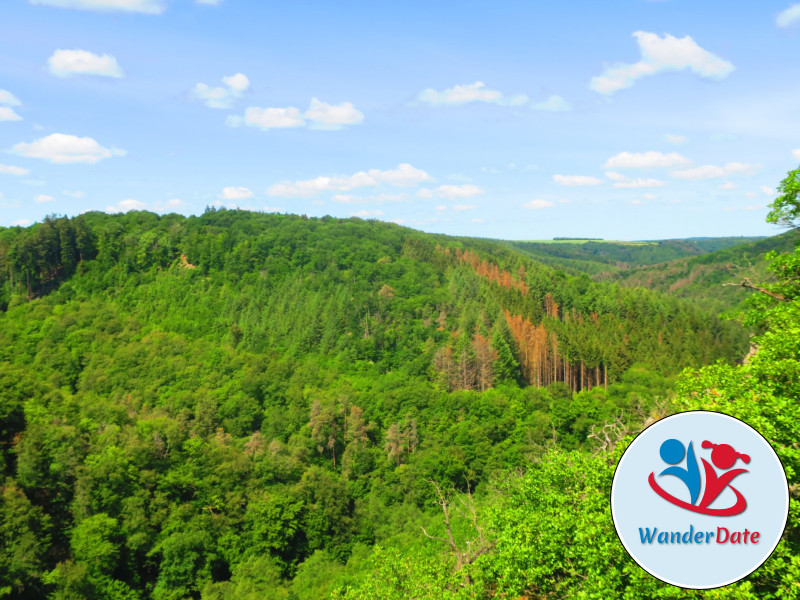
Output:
0,209,749,598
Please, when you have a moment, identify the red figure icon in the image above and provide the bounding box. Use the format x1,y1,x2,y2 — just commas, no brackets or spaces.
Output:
698,441,750,510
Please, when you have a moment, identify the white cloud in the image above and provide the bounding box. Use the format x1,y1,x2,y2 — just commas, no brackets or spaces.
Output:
220,186,253,200
718,181,736,190
229,97,363,130
333,192,408,204
613,177,666,189
228,106,305,130
0,107,23,122
553,174,603,186
106,199,145,213
590,31,734,94
663,134,688,144
0,164,30,176
604,151,690,169
304,98,364,129
0,90,21,106
268,164,432,197
606,171,665,188
29,0,166,14
48,49,123,78
671,162,761,180
166,198,183,207
523,199,555,210
417,81,528,106
530,95,570,111
193,73,250,109
13,219,32,227
35,194,55,203
452,204,477,211
631,199,645,205
63,190,85,197
351,209,384,218
642,193,657,200
435,184,484,200
13,133,125,164
776,4,800,27
417,188,434,199
762,186,776,196
793,148,800,161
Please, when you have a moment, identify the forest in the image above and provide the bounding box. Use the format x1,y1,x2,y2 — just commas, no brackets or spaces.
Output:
0,165,799,599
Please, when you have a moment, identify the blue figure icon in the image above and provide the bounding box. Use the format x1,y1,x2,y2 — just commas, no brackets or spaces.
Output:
658,438,701,505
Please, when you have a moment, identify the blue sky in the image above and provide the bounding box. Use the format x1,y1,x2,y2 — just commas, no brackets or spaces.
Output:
1,0,799,240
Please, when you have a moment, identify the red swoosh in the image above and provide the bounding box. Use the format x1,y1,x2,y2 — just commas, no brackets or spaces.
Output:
648,472,747,516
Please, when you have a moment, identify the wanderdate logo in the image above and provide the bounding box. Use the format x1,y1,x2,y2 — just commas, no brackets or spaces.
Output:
611,411,789,589
648,438,750,516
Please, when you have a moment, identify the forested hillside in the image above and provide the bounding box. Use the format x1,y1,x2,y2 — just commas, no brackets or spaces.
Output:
0,208,747,599
595,231,799,312
507,236,765,276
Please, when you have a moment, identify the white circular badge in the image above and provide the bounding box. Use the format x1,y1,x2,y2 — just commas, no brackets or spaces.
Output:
611,411,789,589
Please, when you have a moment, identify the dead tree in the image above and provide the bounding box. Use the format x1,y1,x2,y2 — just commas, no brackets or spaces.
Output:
420,479,495,586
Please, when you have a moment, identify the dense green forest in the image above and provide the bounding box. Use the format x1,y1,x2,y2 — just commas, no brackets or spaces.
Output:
1,166,799,598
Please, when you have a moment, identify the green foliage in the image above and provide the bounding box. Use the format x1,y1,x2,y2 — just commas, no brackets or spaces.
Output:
0,207,782,599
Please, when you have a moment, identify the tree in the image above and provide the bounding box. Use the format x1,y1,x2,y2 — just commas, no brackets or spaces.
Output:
767,165,800,228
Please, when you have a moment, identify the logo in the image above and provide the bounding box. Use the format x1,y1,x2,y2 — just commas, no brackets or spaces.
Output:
648,439,750,516
611,411,789,589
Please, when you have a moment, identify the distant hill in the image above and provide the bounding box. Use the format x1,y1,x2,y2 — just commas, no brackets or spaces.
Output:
594,231,799,312
506,236,766,275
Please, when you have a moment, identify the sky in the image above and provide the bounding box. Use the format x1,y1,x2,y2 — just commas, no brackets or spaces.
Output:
1,0,799,240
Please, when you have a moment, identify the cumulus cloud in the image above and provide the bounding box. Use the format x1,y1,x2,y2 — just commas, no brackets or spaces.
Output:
553,174,603,186
13,219,32,227
48,49,124,78
229,98,364,130
0,90,21,106
13,133,125,164
351,209,384,218
35,194,54,203
671,162,761,180
0,107,23,122
663,134,688,144
776,4,800,27
762,186,776,196
590,31,734,94
530,95,570,111
793,148,800,161
192,73,250,109
29,0,166,13
603,151,690,169
220,186,253,200
0,164,30,176
614,178,666,189
304,98,364,130
642,193,657,200
227,106,304,129
718,181,736,190
435,184,484,200
523,199,555,210
417,81,528,106
0,90,22,121
268,164,432,197
106,199,145,213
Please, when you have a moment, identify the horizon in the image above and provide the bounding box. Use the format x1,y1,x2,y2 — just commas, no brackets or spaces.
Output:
2,0,799,240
